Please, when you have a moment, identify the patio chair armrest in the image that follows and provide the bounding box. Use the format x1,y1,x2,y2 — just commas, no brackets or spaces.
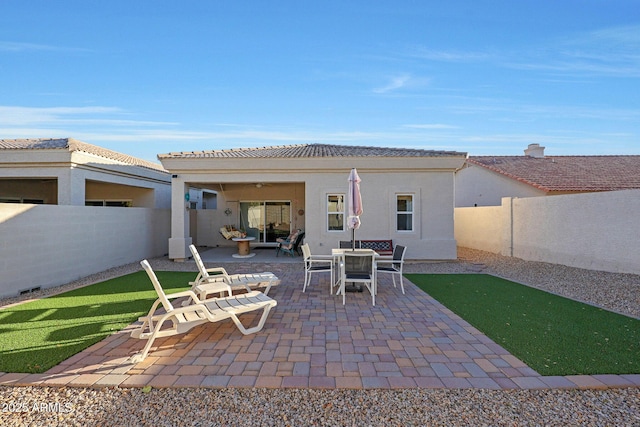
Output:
308,257,333,265
375,258,398,264
165,289,203,303
205,267,229,276
310,254,333,260
191,280,233,298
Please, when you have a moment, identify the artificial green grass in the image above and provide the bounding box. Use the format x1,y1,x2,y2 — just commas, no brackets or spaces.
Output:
0,271,192,373
406,273,640,376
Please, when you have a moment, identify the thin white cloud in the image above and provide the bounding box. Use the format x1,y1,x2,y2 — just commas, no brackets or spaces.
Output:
403,124,459,130
3,123,634,157
373,74,411,93
507,24,640,78
0,41,90,53
0,106,175,127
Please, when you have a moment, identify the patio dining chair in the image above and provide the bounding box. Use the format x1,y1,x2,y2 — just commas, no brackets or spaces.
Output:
301,243,333,293
339,251,376,306
376,245,406,294
130,260,277,362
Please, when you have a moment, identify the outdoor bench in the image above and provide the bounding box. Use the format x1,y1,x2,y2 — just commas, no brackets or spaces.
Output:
358,240,393,256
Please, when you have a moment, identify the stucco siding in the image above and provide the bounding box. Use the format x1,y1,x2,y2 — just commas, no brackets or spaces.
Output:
455,165,544,207
454,206,503,253
454,189,640,274
0,204,170,298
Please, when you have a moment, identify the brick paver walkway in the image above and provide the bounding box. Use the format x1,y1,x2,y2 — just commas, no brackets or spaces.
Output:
1,261,638,390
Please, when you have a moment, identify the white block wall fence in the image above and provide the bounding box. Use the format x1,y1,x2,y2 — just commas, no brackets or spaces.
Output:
0,204,170,298
455,189,640,275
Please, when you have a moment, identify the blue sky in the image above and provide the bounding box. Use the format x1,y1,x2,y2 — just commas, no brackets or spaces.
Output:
1,1,638,163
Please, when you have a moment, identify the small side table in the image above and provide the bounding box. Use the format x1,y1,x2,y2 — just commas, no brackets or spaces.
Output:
232,237,256,258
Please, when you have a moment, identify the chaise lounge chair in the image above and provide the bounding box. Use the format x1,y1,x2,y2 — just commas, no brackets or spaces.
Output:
129,260,277,362
189,244,279,298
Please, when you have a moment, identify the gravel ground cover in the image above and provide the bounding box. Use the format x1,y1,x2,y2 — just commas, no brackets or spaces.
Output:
1,248,639,426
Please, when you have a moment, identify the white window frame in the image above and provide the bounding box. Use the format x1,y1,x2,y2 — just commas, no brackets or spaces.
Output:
326,193,345,232
85,199,132,207
396,194,414,232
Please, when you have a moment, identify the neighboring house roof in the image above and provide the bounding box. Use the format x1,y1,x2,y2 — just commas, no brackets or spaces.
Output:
158,143,467,159
467,155,640,192
0,138,167,173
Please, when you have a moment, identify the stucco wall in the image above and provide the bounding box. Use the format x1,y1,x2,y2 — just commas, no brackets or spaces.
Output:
309,170,457,260
454,206,503,253
454,189,640,274
172,169,457,260
0,204,170,298
0,157,171,208
455,164,544,207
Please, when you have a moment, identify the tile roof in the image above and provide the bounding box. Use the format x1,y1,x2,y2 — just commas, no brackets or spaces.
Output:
0,138,167,172
158,143,467,159
468,155,640,192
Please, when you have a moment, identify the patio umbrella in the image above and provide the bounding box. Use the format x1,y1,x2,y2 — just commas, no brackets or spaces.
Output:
347,168,363,250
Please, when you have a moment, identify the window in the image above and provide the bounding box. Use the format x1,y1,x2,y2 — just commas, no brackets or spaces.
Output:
396,194,413,231
239,201,291,243
85,200,132,207
327,194,345,231
0,198,43,204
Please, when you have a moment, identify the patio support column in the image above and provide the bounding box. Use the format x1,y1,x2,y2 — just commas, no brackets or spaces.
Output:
168,177,192,261
58,167,85,206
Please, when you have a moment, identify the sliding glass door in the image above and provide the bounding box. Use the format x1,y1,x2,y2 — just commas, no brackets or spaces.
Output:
239,201,291,243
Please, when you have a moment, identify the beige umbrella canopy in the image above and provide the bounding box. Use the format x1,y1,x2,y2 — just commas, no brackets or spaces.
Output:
347,168,363,249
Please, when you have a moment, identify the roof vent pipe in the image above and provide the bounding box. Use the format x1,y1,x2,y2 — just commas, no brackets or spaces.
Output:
524,143,545,158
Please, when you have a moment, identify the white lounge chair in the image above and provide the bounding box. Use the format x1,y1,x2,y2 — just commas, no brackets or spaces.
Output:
129,260,277,362
189,244,279,298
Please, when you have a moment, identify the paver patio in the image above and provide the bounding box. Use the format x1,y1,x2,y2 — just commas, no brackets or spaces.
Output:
1,248,638,390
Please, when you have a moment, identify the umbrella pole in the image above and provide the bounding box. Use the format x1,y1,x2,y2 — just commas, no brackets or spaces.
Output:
351,228,355,250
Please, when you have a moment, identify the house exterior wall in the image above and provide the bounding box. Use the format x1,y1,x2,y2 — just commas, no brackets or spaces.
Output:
194,182,306,247
0,179,58,203
0,149,171,208
85,180,157,207
455,164,544,207
161,155,464,261
454,189,640,274
0,203,170,298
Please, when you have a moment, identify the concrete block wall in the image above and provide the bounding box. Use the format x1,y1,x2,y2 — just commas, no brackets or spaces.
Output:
454,189,640,274
0,204,170,298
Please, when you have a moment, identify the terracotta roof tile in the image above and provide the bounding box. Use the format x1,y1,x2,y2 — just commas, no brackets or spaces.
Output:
468,155,640,192
0,138,167,173
159,143,467,159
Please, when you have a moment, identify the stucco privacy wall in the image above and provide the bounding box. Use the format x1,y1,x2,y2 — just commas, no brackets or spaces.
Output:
454,189,640,274
0,204,170,298
454,206,503,254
